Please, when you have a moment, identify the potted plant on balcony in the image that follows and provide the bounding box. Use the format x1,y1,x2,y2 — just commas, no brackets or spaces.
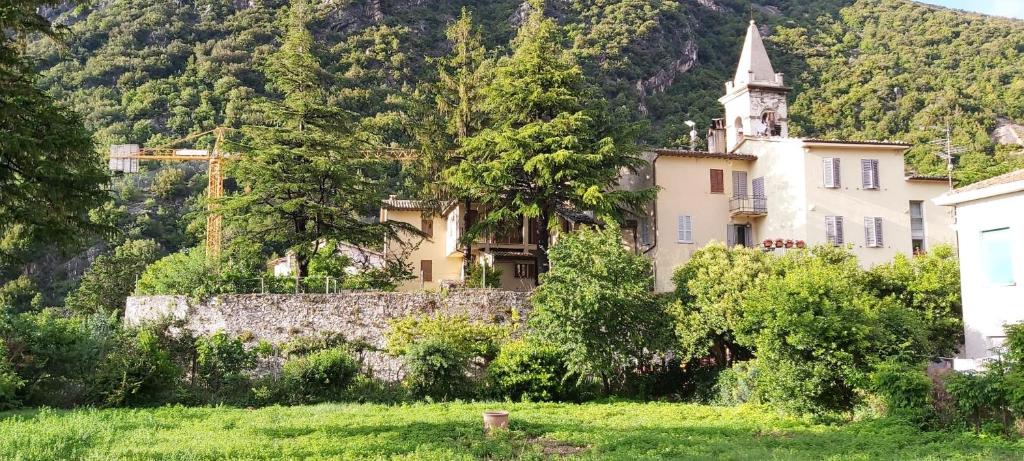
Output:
784,239,794,249
774,238,784,248
795,240,806,249
762,239,773,249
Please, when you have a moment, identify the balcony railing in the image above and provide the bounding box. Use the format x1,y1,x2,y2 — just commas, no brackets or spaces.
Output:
729,195,768,217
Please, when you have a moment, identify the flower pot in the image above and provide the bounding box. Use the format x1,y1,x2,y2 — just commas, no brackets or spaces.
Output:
483,410,509,433
762,239,773,249
774,239,784,248
784,239,794,249
795,240,806,249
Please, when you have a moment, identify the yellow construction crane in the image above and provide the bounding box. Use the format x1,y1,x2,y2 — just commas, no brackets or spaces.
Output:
108,127,419,260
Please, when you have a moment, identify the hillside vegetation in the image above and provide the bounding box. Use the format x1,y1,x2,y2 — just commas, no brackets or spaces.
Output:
30,0,1024,179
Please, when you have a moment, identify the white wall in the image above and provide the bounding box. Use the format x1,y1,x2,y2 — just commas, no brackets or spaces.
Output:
952,192,1024,360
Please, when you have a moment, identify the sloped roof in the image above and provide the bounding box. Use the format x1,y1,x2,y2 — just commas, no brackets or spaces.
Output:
952,168,1024,194
934,168,1024,205
381,198,427,211
734,20,777,86
653,149,757,161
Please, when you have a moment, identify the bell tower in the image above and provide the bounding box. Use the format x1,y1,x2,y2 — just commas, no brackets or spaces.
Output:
719,20,790,151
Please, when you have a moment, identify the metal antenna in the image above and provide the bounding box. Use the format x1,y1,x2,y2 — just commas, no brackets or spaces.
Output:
926,119,967,191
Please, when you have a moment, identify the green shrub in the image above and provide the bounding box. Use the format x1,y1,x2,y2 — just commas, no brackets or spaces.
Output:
92,326,180,407
530,224,675,394
135,248,216,297
0,310,108,407
386,314,510,360
193,331,257,403
465,262,502,288
488,339,577,402
66,239,162,315
869,360,932,423
281,347,359,404
715,361,759,406
0,339,24,409
404,339,473,400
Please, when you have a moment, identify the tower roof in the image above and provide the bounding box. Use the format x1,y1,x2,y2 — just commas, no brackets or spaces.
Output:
733,20,778,86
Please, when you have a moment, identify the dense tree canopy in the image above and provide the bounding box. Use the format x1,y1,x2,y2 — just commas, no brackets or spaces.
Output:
446,9,651,276
1,0,109,251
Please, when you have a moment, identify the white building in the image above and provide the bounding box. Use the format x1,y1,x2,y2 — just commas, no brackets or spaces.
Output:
935,169,1024,370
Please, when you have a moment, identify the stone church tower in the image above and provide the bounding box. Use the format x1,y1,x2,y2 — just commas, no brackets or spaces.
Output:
719,20,790,151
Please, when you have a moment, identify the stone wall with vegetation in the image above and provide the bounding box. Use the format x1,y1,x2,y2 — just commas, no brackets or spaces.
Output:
124,290,531,381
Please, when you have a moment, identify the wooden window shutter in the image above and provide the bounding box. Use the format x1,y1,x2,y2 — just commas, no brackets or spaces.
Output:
826,216,845,245
823,158,841,188
677,215,692,242
744,224,754,248
420,260,432,282
726,224,737,247
861,159,880,189
421,218,433,238
864,217,883,247
732,171,748,198
710,169,724,193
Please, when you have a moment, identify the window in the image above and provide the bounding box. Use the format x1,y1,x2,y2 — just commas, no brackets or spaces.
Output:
420,260,433,282
823,158,841,188
727,224,753,248
710,169,724,193
761,110,781,136
910,201,925,252
677,215,693,243
861,159,880,189
981,228,1015,285
421,218,433,238
514,263,535,279
864,217,883,248
639,217,651,246
825,216,845,245
732,171,748,198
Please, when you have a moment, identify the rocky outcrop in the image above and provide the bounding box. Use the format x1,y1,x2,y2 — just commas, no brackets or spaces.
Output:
125,290,531,381
993,117,1024,146
636,40,698,115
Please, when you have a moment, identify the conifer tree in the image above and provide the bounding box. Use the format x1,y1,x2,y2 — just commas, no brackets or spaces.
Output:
221,1,394,276
431,8,490,271
446,7,651,280
1,0,108,249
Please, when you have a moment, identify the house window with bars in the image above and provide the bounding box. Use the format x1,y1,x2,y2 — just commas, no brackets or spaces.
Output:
825,216,845,245
864,217,884,248
677,215,693,243
823,158,841,188
861,159,880,190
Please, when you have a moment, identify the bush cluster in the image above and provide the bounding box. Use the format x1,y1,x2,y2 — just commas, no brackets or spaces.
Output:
674,243,962,415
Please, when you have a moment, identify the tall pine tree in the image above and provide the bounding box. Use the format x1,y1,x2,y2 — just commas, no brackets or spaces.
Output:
1,0,108,251
221,1,395,276
446,7,651,280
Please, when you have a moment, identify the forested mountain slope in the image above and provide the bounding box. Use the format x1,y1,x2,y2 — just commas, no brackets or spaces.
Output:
31,0,1023,180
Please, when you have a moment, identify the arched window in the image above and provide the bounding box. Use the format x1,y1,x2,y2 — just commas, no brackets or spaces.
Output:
734,117,744,141
761,110,782,136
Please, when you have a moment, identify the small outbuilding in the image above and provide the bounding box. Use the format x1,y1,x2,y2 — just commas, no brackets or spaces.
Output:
935,168,1024,370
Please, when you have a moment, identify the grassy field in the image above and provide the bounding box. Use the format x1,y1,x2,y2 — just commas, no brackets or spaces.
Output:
1,402,1022,460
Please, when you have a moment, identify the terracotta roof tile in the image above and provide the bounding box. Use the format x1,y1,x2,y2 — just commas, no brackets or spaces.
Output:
951,168,1024,194
653,149,757,161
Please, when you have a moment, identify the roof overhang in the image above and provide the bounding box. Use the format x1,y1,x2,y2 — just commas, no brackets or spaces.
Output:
934,180,1024,206
800,139,911,151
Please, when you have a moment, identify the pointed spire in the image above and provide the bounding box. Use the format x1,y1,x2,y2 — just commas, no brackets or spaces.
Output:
733,20,777,86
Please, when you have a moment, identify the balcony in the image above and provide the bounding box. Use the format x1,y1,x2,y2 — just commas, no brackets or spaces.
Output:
729,195,768,217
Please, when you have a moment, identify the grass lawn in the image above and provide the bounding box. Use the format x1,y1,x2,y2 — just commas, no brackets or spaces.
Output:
1,402,1022,460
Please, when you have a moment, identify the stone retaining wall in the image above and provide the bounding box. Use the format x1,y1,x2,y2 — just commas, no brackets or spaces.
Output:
124,290,531,381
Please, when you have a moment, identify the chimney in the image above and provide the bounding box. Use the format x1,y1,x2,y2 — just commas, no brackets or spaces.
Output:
707,118,727,153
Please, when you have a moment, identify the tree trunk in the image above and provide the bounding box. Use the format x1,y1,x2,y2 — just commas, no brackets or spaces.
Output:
534,206,551,285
